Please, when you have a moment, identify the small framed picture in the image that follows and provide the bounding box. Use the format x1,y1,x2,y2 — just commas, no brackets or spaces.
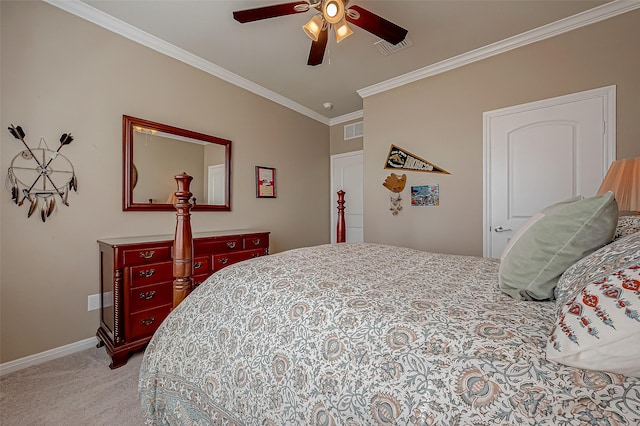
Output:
411,184,440,206
256,166,276,198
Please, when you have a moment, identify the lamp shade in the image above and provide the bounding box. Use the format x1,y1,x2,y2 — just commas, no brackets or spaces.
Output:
303,15,324,41
597,156,640,212
334,19,353,43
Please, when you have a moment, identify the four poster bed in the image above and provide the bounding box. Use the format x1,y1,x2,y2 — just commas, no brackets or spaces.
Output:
139,173,640,425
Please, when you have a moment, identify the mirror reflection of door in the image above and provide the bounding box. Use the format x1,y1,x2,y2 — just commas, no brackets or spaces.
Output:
208,164,226,205
203,143,226,205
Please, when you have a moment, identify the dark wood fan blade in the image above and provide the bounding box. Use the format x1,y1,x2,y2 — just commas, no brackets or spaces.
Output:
346,5,408,45
233,1,309,23
307,27,328,66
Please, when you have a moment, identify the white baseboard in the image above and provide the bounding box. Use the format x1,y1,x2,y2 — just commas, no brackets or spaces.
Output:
0,336,99,377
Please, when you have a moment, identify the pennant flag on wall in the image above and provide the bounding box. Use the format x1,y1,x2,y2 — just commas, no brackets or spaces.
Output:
384,145,451,174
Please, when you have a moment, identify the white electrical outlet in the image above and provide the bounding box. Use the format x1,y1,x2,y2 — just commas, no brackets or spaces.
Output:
87,294,100,311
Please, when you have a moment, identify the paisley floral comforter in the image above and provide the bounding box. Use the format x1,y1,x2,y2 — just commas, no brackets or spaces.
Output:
139,243,640,425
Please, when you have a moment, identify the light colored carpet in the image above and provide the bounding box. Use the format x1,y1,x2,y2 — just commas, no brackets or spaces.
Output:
0,345,144,426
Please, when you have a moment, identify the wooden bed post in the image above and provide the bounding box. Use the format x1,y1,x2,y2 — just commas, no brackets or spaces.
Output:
337,190,346,243
173,173,194,309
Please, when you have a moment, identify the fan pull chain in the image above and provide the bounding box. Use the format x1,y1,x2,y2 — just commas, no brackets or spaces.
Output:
327,25,333,64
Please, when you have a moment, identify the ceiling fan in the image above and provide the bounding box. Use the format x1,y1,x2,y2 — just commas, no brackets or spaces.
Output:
233,0,408,66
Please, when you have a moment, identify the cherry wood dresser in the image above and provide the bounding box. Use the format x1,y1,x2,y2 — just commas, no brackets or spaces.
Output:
97,230,269,368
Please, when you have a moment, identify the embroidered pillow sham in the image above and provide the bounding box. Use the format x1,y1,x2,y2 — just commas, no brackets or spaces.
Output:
554,231,640,311
547,263,640,377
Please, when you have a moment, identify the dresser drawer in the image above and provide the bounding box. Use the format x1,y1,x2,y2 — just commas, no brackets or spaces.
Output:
243,233,269,250
130,282,172,313
129,304,171,341
128,260,173,288
213,249,263,271
193,255,210,276
244,248,266,260
123,246,171,266
195,237,243,255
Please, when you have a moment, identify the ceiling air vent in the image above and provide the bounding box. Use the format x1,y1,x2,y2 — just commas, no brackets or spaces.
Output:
374,36,413,56
344,121,363,140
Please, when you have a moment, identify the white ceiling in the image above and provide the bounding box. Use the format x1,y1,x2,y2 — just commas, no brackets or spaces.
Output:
47,0,627,124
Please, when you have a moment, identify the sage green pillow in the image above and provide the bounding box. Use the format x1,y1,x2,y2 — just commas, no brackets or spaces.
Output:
498,192,618,301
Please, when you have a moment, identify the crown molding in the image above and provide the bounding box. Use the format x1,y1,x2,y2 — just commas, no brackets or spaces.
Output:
42,0,330,125
358,0,640,99
329,110,364,126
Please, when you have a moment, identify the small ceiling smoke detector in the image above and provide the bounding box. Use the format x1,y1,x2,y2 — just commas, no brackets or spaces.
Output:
323,102,334,110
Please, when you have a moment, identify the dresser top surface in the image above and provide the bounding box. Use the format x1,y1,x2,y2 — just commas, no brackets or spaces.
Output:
98,230,269,246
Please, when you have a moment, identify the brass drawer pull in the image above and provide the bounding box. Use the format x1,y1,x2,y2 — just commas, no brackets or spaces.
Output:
139,250,155,259
252,239,261,246
139,291,156,300
218,258,229,265
226,241,236,249
139,269,155,278
194,262,202,269
140,317,155,326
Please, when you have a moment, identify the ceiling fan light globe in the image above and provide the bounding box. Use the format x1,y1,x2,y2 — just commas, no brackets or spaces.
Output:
323,0,344,24
334,20,353,43
303,15,324,41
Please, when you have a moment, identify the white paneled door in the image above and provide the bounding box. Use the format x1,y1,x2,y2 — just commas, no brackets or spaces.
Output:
484,86,616,258
331,151,364,243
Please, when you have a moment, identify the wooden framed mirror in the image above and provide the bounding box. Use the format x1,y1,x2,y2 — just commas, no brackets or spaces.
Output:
123,115,231,211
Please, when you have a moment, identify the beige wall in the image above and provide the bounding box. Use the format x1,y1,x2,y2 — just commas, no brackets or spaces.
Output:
0,1,329,363
363,9,640,256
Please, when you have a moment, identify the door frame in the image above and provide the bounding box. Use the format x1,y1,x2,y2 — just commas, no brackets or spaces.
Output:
330,150,364,243
482,85,616,257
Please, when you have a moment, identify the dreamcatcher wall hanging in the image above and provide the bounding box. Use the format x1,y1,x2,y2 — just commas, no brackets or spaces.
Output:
383,172,406,215
5,124,77,222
